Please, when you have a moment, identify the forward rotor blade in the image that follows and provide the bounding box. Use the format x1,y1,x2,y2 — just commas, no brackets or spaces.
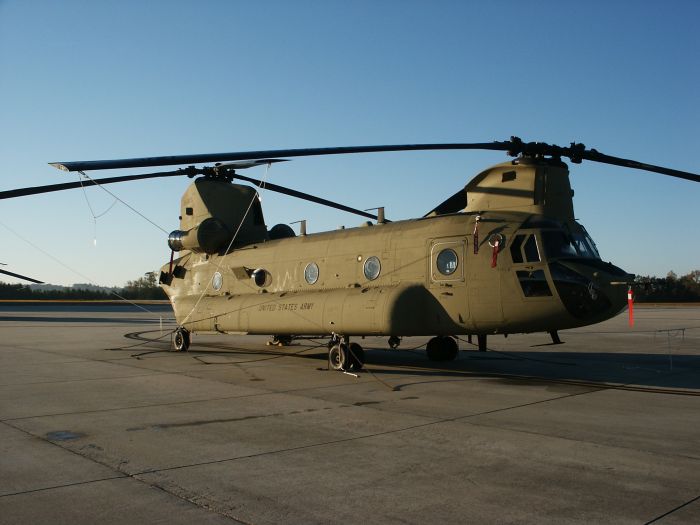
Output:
581,150,700,183
0,268,43,284
51,143,510,172
233,173,380,221
0,170,183,200
505,137,700,182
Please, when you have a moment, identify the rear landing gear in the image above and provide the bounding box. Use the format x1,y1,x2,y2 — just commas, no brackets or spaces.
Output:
173,327,190,352
268,335,293,346
388,335,401,349
426,336,459,361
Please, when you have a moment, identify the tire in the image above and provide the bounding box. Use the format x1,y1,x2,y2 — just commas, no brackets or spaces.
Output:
278,335,293,346
328,344,348,370
270,334,292,346
426,337,443,361
426,336,458,361
174,328,190,351
348,342,365,370
442,336,459,361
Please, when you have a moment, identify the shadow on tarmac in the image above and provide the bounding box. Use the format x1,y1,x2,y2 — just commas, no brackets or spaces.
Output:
122,332,700,392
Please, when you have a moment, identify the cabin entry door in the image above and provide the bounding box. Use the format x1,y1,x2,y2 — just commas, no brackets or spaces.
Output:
428,237,469,328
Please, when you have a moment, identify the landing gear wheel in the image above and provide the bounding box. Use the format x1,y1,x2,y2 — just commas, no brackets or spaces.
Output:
328,343,349,371
348,342,365,370
442,336,458,360
426,336,458,361
268,334,293,346
388,335,401,349
173,328,190,352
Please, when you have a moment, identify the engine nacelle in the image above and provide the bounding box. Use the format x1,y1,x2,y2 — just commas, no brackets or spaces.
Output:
168,217,231,254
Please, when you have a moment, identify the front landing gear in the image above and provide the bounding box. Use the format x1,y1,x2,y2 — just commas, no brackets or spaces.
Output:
549,331,563,345
173,327,190,352
426,336,459,361
328,336,364,371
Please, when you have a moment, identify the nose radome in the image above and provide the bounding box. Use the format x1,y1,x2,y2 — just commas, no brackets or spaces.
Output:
549,261,632,322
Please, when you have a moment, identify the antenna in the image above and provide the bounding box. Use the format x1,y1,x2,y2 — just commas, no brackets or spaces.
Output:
290,220,307,236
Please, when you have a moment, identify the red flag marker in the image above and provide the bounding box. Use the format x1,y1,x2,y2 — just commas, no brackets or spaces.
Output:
627,286,634,327
491,239,500,268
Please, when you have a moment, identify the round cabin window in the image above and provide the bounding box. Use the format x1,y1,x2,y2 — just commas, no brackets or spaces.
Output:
436,248,458,276
212,272,223,291
304,262,319,284
252,269,271,287
363,256,381,281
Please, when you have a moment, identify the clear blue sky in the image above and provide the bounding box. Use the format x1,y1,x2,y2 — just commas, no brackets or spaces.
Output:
1,0,698,286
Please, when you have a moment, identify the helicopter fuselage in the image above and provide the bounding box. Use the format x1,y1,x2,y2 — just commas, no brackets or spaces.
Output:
160,210,629,338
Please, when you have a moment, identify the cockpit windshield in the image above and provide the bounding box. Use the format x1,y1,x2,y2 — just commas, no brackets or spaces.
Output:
541,230,600,260
571,232,600,258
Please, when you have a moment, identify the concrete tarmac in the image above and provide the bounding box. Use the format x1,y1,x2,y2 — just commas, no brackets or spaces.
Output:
1,302,699,524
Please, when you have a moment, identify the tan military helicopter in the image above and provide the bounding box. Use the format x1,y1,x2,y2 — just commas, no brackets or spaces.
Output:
3,138,698,369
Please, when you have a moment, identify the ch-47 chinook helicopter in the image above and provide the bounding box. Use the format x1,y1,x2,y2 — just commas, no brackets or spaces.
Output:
2,137,698,370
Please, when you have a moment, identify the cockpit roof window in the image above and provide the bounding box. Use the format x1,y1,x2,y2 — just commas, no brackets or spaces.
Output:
572,233,600,259
542,231,577,258
542,231,600,260
522,216,562,229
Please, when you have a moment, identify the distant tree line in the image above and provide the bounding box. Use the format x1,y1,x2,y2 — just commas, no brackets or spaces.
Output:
0,272,166,300
1,270,699,302
634,270,700,302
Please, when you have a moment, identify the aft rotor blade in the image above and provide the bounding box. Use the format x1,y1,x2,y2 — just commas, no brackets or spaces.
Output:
3,161,287,200
1,166,380,221
0,170,184,200
233,173,380,221
0,268,43,284
51,143,511,172
423,187,468,217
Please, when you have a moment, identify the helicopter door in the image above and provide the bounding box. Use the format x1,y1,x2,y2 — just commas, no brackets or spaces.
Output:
429,238,469,328
467,237,504,326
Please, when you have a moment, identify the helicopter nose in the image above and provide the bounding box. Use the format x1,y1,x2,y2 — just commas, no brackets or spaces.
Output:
549,260,631,321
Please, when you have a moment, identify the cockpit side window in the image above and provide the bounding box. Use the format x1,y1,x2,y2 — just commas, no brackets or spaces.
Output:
523,235,540,262
510,235,525,263
511,234,541,263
